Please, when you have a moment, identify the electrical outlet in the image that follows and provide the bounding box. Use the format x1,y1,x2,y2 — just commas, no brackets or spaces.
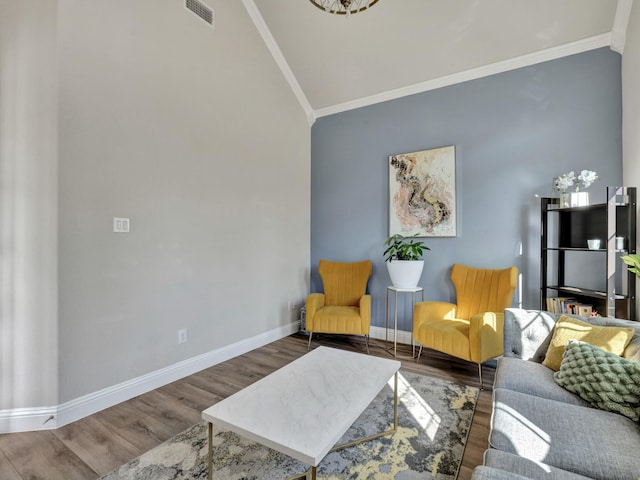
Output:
178,328,187,344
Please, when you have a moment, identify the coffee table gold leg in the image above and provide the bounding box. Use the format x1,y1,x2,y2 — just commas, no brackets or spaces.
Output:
393,371,398,431
208,422,213,480
286,467,315,480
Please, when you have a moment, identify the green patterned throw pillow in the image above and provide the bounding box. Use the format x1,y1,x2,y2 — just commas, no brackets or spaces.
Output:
554,340,640,422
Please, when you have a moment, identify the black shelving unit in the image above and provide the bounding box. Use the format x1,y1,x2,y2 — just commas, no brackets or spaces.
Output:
540,186,637,320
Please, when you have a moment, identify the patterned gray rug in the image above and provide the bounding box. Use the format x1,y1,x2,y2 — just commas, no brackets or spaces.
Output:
100,370,478,480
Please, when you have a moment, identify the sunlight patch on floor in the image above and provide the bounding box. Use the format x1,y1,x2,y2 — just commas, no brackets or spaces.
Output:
390,373,440,441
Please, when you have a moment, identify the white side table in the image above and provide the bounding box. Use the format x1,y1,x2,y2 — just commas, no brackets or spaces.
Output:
385,286,424,358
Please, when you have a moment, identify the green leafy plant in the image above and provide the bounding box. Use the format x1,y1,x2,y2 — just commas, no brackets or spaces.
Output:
621,254,640,279
383,234,430,262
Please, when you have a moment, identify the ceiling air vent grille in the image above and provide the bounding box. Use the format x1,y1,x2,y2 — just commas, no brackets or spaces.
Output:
185,0,214,28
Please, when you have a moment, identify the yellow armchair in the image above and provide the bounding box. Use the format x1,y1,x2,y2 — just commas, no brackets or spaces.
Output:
413,263,518,387
306,260,372,352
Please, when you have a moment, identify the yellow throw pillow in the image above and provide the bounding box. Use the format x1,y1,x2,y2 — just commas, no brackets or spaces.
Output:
542,315,635,371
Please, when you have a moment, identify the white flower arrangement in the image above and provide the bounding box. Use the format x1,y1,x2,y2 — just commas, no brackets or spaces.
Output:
553,170,598,192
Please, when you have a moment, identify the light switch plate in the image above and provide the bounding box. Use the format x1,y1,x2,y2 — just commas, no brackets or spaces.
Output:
113,217,130,233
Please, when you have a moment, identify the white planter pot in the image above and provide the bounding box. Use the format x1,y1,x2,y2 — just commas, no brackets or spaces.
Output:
386,260,424,289
560,192,589,208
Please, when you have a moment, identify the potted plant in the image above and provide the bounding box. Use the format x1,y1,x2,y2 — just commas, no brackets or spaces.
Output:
553,170,598,207
383,234,430,289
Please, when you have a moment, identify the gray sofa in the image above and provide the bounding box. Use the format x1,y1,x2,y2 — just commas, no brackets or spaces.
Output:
471,308,640,480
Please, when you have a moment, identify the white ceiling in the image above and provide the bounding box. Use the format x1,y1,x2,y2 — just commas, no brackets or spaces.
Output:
245,0,628,121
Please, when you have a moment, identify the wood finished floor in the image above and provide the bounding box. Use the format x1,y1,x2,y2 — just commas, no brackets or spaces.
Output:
0,334,493,480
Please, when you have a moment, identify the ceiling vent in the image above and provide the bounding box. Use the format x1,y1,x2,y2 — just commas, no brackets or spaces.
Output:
185,0,214,28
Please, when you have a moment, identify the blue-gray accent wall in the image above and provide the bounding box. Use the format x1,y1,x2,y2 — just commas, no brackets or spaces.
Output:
310,47,622,332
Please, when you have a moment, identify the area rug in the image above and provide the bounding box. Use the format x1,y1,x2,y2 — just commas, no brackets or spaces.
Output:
100,370,478,480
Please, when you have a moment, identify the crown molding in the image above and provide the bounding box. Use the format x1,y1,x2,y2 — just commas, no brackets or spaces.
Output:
611,0,633,54
315,32,612,119
241,0,316,125
241,3,615,122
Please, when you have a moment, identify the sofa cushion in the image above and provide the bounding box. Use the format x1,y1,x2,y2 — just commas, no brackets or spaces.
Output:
625,338,640,363
554,340,640,421
504,309,556,362
494,357,589,407
489,388,640,480
542,316,634,371
484,449,591,480
503,308,640,364
471,466,533,480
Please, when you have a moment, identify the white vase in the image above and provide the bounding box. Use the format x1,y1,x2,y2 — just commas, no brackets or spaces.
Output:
560,191,589,208
386,260,424,289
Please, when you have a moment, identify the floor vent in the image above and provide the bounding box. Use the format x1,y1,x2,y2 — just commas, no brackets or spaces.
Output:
185,0,214,28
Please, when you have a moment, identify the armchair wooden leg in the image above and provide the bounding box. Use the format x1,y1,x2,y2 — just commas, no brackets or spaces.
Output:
416,345,423,363
364,335,370,354
478,363,483,390
307,332,313,351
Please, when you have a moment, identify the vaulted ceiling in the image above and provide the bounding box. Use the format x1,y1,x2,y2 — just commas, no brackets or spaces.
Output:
243,0,629,122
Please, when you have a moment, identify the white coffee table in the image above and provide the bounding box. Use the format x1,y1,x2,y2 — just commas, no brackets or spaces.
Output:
202,346,401,479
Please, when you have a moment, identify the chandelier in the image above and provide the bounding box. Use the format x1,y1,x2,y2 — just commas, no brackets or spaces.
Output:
308,0,380,16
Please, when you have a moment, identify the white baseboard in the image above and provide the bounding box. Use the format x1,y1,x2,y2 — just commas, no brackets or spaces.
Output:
0,321,300,434
302,326,414,348
369,325,413,346
0,406,58,434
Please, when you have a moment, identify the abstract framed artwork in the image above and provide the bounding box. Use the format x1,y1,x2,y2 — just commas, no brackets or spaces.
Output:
389,145,456,237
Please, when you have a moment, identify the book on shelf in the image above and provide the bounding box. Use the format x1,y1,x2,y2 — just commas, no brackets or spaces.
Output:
545,296,592,316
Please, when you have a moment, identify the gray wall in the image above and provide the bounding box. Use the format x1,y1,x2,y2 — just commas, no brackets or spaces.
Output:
0,0,59,409
1,0,310,412
56,0,310,403
311,47,622,332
